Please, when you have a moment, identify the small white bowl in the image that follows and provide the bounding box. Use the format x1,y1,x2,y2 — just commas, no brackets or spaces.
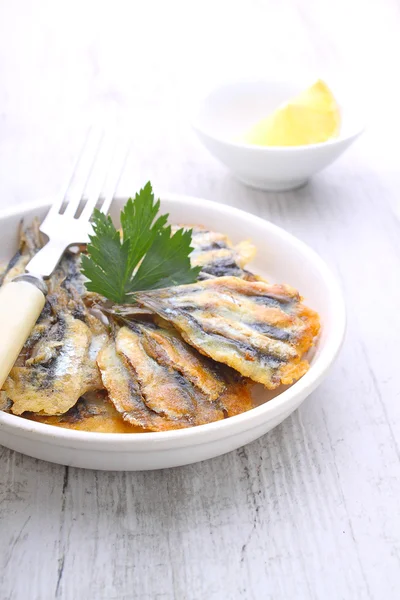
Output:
192,80,364,191
0,195,345,470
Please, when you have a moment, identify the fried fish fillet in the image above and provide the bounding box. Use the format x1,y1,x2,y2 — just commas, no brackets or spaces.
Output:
0,219,44,285
27,392,143,433
135,276,320,390
2,252,108,416
173,225,258,280
97,318,253,432
0,391,11,412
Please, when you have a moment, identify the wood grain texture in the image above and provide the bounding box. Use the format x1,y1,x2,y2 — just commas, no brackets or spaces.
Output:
1,0,400,598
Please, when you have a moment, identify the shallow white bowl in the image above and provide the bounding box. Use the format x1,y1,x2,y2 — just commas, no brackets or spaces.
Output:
0,195,345,470
193,80,364,191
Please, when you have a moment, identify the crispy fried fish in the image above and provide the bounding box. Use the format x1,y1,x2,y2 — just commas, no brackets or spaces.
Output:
0,219,44,285
173,225,257,280
2,252,108,416
97,318,253,432
135,276,320,390
27,392,143,433
0,391,12,412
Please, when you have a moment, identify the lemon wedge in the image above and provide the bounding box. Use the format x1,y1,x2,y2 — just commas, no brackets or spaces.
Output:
243,80,341,147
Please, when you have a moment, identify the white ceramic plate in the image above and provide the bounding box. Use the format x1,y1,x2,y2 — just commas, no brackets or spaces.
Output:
0,195,345,470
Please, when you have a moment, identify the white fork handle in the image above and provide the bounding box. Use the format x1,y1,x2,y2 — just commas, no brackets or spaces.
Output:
0,279,46,389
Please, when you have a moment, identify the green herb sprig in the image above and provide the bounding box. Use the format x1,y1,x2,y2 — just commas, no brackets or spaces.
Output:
81,182,201,303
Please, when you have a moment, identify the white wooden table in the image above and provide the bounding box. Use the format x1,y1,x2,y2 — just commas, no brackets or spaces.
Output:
1,1,400,598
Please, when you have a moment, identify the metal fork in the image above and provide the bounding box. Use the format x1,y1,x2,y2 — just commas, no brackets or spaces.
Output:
0,128,128,388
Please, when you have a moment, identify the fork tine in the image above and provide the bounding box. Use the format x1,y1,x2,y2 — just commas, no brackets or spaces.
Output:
27,127,129,278
98,137,130,216
63,128,104,218
45,128,94,217
79,132,122,221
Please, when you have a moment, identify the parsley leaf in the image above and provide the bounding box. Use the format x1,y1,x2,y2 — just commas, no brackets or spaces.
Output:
120,182,168,274
81,182,201,303
80,212,131,302
127,226,201,292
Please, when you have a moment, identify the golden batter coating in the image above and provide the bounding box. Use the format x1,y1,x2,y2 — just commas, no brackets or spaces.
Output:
2,253,108,416
173,225,258,280
27,392,143,433
135,276,320,389
97,319,253,432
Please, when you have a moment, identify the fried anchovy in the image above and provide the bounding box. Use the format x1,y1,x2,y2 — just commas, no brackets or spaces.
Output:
26,391,143,433
0,391,12,412
134,276,320,389
0,219,44,285
172,225,258,281
97,317,253,432
2,247,108,416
